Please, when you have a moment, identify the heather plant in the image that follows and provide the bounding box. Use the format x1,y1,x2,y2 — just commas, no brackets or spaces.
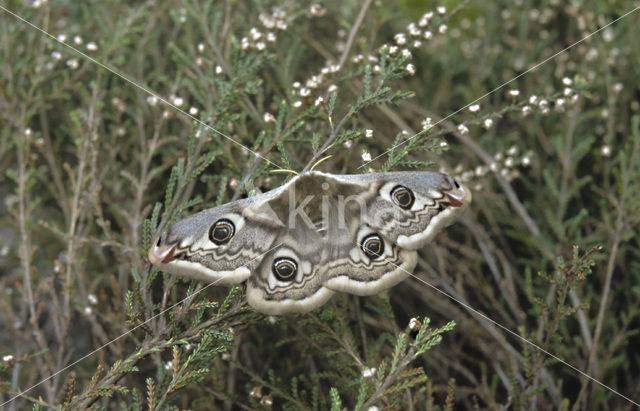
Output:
1,0,639,409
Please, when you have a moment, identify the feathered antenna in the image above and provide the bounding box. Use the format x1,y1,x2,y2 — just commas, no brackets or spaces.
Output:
310,155,332,171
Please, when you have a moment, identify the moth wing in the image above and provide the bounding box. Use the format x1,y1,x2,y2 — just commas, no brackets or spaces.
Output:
148,187,288,285
329,172,471,251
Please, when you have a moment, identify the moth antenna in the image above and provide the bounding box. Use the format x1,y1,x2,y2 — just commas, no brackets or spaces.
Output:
270,169,299,175
310,155,333,171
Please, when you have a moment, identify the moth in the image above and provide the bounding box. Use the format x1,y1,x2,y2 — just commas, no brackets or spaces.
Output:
148,171,471,315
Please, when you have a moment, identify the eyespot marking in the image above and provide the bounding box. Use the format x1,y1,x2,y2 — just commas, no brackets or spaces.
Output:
361,233,384,259
209,219,235,245
272,257,297,281
391,185,415,210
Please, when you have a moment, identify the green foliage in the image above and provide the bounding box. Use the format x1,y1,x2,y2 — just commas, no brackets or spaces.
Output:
1,0,639,409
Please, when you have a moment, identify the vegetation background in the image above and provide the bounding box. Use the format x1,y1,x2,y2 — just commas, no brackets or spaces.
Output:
1,0,639,409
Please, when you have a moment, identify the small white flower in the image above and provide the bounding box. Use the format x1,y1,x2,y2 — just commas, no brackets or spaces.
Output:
73,35,83,45
260,396,273,406
405,64,416,75
603,27,614,42
215,65,223,74
412,40,422,48
57,34,67,42
601,145,611,157
164,361,173,370
300,88,311,97
241,37,250,50
508,89,520,97
422,117,433,130
292,81,301,88
475,165,486,176
88,294,98,304
250,28,262,41
505,157,514,167
423,30,433,40
522,105,531,116
362,367,376,378
489,162,499,172
388,46,398,55
368,407,379,411
409,317,421,330
197,43,205,52
0,245,9,257
196,57,203,66
2,355,13,362
147,96,158,106
173,97,184,106
189,107,199,115
368,55,378,63
564,87,573,96
327,84,338,93
365,129,373,138
507,145,518,156
361,151,372,162
276,20,287,30
255,41,266,51
314,96,324,106
86,42,98,51
343,140,353,148
394,33,406,46
353,54,364,63
439,140,448,147
521,156,531,166
438,24,448,34
457,124,469,135
51,51,62,60
293,100,302,108
562,77,572,86
469,104,480,113
402,49,412,58
250,386,262,397
263,112,276,122
437,6,446,14
84,306,92,315
310,4,326,16
529,95,538,104
267,32,276,42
